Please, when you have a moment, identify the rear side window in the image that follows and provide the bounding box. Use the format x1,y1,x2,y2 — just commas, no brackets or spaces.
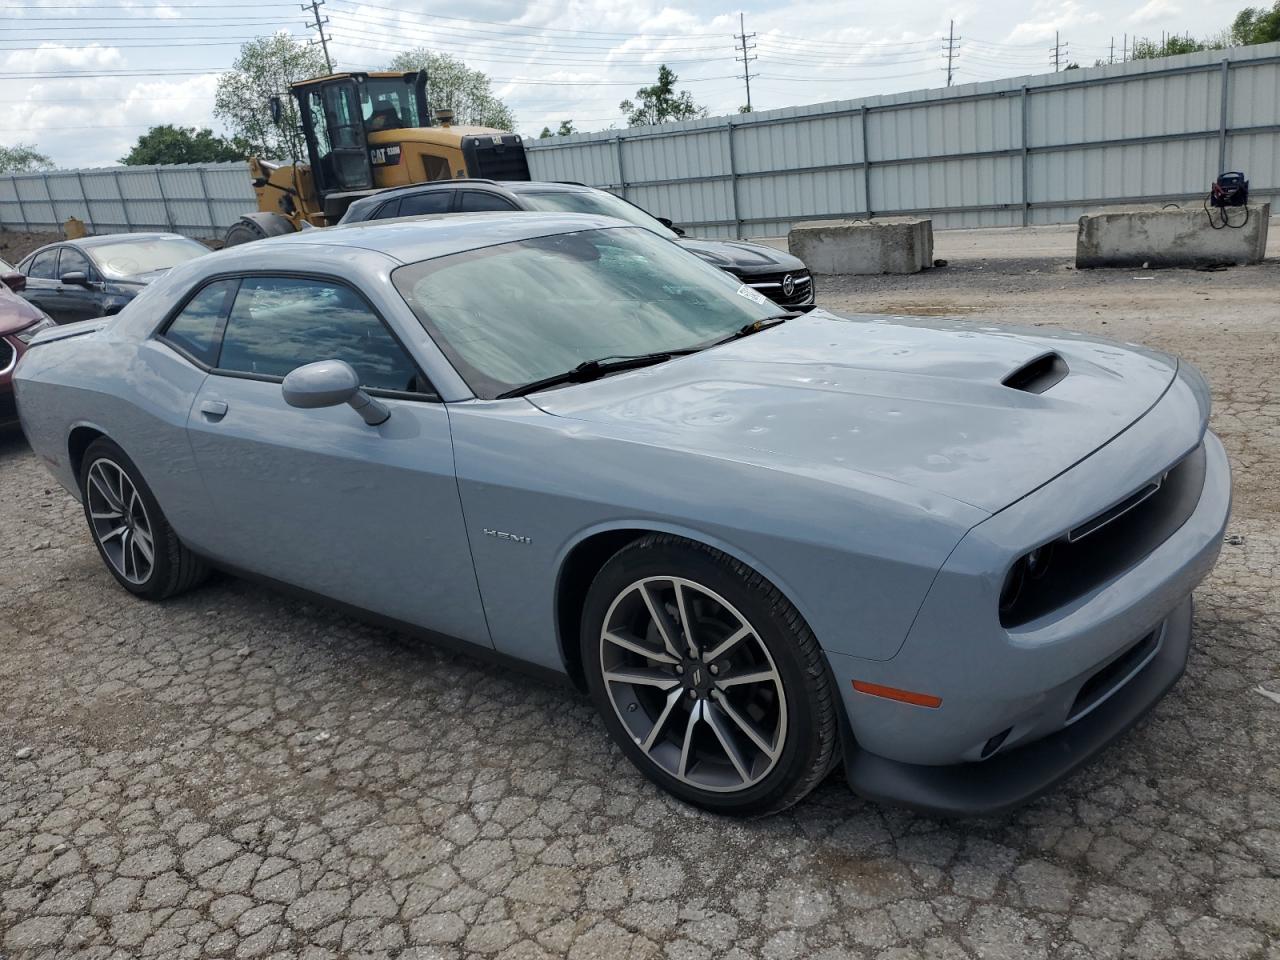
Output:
458,191,516,212
373,198,401,219
27,249,59,279
162,279,237,366
217,275,425,393
399,191,453,216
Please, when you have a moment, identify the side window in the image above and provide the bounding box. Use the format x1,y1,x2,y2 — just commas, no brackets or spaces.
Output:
400,191,453,217
458,191,516,212
27,249,59,279
59,247,92,278
217,276,426,394
373,198,401,220
161,279,237,366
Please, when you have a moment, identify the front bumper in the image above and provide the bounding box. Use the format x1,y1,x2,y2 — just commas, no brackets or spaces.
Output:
841,595,1192,816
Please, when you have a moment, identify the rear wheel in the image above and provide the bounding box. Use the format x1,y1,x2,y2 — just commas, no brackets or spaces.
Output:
79,438,207,600
582,534,838,816
222,213,296,248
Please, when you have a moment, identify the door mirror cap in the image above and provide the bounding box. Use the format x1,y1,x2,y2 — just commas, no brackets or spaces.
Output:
60,270,90,286
1,271,24,293
657,216,686,237
282,359,390,426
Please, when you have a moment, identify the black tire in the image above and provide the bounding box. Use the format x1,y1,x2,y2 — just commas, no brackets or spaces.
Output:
222,213,296,248
79,437,208,601
581,534,838,816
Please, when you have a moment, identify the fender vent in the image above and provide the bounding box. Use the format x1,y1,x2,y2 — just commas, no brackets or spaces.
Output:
1003,352,1068,394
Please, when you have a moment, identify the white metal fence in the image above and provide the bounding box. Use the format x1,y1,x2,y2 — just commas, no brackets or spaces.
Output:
2,42,1278,241
526,42,1280,238
0,162,255,239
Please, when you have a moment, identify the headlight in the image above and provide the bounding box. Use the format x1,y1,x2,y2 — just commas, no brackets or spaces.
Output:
15,315,55,343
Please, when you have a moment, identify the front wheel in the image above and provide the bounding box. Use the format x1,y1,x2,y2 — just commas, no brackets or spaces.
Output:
582,534,838,816
79,438,208,600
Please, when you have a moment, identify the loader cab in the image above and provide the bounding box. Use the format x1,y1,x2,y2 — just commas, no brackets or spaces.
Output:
293,72,430,215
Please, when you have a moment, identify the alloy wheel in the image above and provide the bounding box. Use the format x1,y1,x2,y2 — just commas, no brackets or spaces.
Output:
599,576,787,792
85,458,155,585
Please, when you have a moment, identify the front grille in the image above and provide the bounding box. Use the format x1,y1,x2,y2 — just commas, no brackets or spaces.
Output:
1068,629,1161,723
1000,442,1207,627
744,270,813,306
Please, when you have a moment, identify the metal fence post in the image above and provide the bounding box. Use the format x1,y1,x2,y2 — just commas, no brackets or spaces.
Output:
41,172,56,233
12,178,30,231
859,106,872,219
73,170,94,233
113,170,133,230
1020,86,1031,227
614,137,627,199
1217,59,1231,175
154,169,175,231
726,119,742,239
196,167,218,236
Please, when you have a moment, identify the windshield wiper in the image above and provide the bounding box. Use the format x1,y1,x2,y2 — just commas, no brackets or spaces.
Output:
707,312,798,348
495,350,695,399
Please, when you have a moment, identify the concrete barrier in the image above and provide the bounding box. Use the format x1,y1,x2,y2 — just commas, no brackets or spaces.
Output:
1076,203,1270,268
788,218,934,275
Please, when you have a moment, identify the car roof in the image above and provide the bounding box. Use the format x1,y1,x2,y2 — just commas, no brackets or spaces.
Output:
359,179,593,202
209,211,633,266
73,232,198,248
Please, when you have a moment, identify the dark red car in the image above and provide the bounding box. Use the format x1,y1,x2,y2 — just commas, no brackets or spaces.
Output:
1,265,54,431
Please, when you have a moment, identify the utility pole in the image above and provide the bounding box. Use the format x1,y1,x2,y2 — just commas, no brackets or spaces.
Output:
943,19,960,86
303,0,333,73
1123,33,1128,61
1050,31,1067,72
1109,36,1115,64
734,13,757,112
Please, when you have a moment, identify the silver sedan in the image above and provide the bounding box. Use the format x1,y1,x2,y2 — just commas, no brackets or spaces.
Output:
14,213,1230,816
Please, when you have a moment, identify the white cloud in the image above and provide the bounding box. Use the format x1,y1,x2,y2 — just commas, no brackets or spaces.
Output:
1129,0,1182,24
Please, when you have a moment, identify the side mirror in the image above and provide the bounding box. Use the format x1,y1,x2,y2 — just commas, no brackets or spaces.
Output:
657,216,686,237
1,271,24,293
268,95,283,126
281,359,390,426
59,271,90,286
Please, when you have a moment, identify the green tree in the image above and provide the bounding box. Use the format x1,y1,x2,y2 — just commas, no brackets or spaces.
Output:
0,143,53,173
214,34,330,160
619,66,707,127
119,125,250,165
539,120,577,138
1231,2,1280,43
1132,35,1215,58
386,49,515,129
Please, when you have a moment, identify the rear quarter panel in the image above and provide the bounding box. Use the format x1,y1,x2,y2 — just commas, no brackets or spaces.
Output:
16,328,215,546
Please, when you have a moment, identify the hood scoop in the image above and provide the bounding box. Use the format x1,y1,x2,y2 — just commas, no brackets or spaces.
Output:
1003,351,1069,394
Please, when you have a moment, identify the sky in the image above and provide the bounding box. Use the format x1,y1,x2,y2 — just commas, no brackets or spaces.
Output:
1,0,1250,168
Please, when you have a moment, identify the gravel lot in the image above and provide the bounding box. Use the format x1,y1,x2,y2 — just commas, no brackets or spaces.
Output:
2,229,1278,959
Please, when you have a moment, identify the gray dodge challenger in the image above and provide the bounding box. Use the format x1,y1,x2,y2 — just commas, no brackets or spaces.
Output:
14,213,1231,817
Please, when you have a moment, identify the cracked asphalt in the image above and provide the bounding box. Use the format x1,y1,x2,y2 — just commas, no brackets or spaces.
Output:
2,237,1279,959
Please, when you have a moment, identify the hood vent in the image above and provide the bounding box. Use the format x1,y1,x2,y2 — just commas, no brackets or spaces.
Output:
1003,352,1068,394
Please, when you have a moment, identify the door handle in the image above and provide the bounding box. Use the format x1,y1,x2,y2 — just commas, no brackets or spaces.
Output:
199,399,229,422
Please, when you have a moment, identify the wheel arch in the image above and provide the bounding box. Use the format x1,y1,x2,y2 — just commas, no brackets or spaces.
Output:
67,423,108,487
552,520,821,692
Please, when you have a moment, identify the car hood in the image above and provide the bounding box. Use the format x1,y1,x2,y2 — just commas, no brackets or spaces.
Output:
677,237,806,276
0,289,46,336
529,311,1179,514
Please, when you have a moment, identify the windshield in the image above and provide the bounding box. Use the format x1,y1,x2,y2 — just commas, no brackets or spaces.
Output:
517,190,679,241
90,238,207,279
361,76,422,130
393,226,779,399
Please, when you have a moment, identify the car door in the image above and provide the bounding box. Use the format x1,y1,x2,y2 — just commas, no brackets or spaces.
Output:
20,248,63,320
182,273,492,647
52,246,104,323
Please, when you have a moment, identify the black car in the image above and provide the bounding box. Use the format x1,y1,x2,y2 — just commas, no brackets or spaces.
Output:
338,180,815,307
16,233,209,324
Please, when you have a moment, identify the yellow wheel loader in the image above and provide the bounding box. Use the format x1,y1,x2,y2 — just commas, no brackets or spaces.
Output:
224,70,529,246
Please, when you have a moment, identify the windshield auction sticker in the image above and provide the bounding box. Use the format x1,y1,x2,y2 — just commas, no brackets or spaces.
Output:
735,284,768,305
